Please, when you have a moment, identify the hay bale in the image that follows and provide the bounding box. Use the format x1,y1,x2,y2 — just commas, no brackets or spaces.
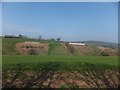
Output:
16,42,48,55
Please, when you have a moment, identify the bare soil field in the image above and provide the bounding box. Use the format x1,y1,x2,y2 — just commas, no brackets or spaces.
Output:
3,70,118,88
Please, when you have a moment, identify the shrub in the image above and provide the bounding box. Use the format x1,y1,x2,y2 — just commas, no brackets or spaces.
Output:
100,52,109,56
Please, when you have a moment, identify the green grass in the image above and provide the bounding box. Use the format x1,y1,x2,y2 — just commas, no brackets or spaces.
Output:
3,55,118,65
48,42,71,55
3,55,118,71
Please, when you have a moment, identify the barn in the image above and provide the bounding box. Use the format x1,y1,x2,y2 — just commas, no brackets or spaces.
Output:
16,42,48,55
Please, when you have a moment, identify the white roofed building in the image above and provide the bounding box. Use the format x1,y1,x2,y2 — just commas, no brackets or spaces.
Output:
69,42,86,46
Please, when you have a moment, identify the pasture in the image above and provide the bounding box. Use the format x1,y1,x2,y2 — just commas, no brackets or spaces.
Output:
3,55,118,72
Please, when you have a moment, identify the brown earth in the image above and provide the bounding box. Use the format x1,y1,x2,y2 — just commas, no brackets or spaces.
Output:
64,43,118,56
2,70,118,88
98,47,118,56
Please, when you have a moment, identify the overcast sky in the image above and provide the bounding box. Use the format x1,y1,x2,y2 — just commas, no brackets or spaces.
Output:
2,2,118,43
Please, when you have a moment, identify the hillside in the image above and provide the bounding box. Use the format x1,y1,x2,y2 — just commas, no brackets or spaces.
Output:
2,38,70,55
2,38,118,56
82,41,118,49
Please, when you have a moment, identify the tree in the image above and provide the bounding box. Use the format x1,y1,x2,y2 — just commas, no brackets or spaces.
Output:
18,34,23,38
38,35,42,41
56,37,60,41
100,52,109,56
51,38,55,42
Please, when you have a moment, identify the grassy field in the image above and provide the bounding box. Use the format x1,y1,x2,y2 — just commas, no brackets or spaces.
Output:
3,55,118,65
3,55,118,71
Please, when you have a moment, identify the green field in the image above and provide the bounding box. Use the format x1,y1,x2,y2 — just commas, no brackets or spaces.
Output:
3,55,118,65
3,55,118,72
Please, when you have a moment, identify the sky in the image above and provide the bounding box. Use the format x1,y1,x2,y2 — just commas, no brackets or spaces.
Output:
2,2,118,43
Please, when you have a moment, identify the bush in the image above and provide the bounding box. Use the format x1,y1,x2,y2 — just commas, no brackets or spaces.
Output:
100,52,109,56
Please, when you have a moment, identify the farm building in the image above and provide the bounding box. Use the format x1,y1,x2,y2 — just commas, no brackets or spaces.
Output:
69,42,86,46
16,42,48,55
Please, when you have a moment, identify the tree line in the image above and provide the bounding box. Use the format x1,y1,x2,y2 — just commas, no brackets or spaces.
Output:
3,34,61,41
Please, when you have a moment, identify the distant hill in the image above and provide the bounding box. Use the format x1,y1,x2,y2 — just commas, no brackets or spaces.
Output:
79,41,118,49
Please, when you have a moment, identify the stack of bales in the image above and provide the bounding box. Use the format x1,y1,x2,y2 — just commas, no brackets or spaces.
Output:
16,42,48,55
